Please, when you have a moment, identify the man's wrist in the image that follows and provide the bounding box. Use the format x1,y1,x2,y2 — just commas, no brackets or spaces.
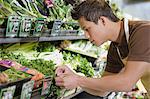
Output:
76,75,84,88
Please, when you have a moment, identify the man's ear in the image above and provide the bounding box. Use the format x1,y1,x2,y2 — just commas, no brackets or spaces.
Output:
99,16,106,26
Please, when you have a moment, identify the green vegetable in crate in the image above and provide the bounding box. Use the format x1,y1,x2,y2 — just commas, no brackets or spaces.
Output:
0,50,56,77
62,51,94,77
0,59,44,81
25,59,56,77
0,50,54,77
48,0,74,21
35,42,56,52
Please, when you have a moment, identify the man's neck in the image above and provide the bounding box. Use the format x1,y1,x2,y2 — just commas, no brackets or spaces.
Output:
110,20,122,42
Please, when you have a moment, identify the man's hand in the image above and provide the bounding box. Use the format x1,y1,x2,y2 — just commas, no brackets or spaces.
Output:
55,65,79,90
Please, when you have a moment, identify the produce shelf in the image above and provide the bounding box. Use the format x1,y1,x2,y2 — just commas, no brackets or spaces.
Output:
39,35,86,41
0,36,86,44
0,37,39,44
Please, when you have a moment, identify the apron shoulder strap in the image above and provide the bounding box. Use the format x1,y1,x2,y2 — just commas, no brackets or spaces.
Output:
124,18,129,43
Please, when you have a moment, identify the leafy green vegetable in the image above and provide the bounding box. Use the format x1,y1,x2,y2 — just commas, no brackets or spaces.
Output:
0,50,56,76
35,42,56,52
63,51,94,77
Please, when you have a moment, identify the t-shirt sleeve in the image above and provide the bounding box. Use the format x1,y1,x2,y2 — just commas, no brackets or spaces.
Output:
128,26,150,63
105,42,124,73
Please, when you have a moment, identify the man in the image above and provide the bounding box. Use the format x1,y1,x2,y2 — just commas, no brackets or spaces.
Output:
55,0,150,98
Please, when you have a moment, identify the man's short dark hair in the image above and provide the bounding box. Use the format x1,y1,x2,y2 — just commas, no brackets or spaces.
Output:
71,0,120,24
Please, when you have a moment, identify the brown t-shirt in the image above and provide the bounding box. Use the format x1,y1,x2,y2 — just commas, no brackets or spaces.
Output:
105,20,150,73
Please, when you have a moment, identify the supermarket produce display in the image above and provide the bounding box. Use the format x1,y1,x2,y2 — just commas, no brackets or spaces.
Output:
0,42,98,98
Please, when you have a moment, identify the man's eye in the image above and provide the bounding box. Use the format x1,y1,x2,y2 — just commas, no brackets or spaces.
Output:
85,29,88,32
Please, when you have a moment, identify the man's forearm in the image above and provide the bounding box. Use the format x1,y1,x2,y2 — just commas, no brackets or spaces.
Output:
77,73,132,92
77,61,147,92
80,71,114,96
82,71,114,96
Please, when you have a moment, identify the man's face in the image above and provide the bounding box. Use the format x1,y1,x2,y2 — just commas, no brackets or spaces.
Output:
78,17,108,46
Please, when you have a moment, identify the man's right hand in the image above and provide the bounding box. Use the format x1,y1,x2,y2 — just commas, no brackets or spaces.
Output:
55,65,74,87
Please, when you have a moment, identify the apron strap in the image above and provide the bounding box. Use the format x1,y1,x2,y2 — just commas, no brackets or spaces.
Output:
124,18,129,43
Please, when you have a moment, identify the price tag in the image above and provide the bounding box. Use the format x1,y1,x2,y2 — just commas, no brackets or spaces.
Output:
41,77,52,96
33,18,46,37
6,16,21,37
19,17,32,37
20,80,34,99
0,85,16,99
51,20,62,36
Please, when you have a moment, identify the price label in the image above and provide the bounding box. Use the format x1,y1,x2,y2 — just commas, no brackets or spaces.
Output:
51,20,62,36
6,16,21,37
41,77,52,96
19,17,32,37
20,80,34,99
33,18,46,37
0,85,16,99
